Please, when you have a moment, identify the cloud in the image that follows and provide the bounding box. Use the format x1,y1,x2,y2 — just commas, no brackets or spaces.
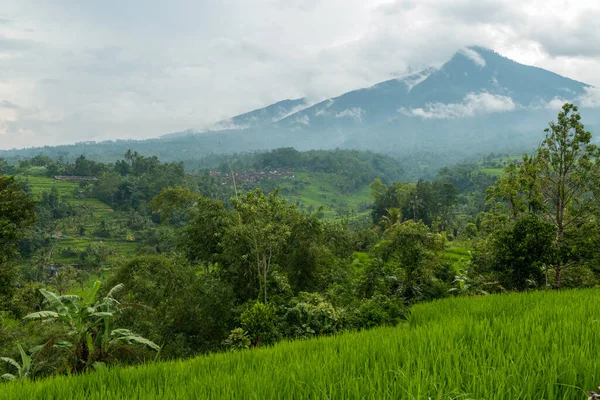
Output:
534,88,600,111
0,100,19,109
211,119,249,131
0,0,599,148
459,48,486,67
335,107,365,122
294,115,310,125
579,87,600,108
314,99,335,116
401,92,517,119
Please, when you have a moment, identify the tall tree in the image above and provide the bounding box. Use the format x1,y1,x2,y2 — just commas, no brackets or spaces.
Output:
223,189,297,303
0,176,36,307
535,104,600,288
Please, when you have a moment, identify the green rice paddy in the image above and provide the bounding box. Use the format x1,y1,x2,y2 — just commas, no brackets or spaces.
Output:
3,289,599,399
16,172,137,264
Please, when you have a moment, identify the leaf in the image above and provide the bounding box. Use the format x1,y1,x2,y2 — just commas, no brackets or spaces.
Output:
84,281,102,306
89,312,114,318
23,311,59,320
85,333,95,362
92,361,107,370
0,357,20,372
1,373,16,381
113,335,161,351
110,329,134,336
105,283,125,300
39,289,68,315
16,343,30,374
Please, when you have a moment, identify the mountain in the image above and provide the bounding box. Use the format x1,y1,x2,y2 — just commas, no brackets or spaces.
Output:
3,47,599,169
275,47,590,131
161,98,309,139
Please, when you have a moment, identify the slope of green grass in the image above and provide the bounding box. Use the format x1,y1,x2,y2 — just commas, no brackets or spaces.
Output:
16,171,136,264
283,172,372,219
480,167,504,177
4,289,600,399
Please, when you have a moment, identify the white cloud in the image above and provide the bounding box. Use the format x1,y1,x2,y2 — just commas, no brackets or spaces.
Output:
314,99,335,116
294,115,310,125
543,97,569,110
212,119,249,131
459,48,486,67
0,0,599,148
400,68,437,92
401,92,517,119
335,107,365,122
579,87,600,108
532,87,600,111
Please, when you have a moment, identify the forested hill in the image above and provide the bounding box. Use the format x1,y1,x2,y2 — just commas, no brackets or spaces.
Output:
3,47,599,166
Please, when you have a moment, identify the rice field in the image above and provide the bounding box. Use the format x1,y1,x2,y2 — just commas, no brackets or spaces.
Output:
15,172,137,264
3,289,600,399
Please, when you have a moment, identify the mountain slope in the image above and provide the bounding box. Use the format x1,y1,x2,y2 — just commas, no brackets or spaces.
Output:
276,46,592,130
3,47,599,164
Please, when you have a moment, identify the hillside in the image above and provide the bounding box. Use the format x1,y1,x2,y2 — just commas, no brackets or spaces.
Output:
16,168,138,265
3,289,599,399
2,47,599,164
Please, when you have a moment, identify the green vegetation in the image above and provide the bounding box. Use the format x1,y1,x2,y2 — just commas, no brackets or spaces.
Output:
2,104,600,398
2,289,600,399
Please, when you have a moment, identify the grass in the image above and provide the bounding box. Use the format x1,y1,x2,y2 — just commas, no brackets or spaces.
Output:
480,167,505,177
4,289,600,399
441,242,472,270
15,170,136,264
282,172,372,220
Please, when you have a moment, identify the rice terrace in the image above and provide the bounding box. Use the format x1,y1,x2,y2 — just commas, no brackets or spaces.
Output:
1,290,599,399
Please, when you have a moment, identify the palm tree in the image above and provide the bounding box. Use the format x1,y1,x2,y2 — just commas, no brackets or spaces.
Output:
379,208,402,232
124,149,133,163
24,281,159,373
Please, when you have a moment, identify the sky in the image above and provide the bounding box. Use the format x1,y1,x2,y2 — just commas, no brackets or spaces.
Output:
1,0,600,149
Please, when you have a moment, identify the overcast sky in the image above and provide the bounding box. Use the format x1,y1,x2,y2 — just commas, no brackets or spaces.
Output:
1,0,599,149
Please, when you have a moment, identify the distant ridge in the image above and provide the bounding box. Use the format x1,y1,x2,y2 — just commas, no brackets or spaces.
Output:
4,46,599,164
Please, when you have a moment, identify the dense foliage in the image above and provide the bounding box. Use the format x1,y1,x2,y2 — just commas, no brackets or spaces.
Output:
2,104,600,396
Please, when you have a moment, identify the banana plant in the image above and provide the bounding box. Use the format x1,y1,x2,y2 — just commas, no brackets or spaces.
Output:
24,281,159,373
1,343,32,381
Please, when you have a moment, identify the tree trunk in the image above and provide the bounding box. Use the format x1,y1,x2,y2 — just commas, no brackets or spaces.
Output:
554,266,562,289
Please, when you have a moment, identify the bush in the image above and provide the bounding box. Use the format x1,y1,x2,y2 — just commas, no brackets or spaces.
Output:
349,294,408,329
240,302,280,347
281,293,341,339
223,328,251,351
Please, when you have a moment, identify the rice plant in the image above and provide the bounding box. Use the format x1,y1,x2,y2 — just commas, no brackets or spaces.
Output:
3,289,600,399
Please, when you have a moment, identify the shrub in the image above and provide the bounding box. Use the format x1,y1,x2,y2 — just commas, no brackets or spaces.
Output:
349,294,408,329
240,302,280,347
223,328,251,351
281,293,341,339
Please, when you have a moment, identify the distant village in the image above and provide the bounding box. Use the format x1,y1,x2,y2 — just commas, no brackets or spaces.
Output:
209,169,295,183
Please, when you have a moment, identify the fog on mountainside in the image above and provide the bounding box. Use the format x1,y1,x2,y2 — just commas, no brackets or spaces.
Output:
2,47,598,172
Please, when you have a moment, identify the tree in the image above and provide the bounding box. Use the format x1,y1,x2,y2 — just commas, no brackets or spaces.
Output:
177,196,234,268
72,155,92,176
0,176,36,307
0,176,36,263
378,208,402,232
490,214,556,290
150,186,200,222
53,266,80,295
108,255,236,357
535,104,600,288
24,281,159,373
222,189,297,303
